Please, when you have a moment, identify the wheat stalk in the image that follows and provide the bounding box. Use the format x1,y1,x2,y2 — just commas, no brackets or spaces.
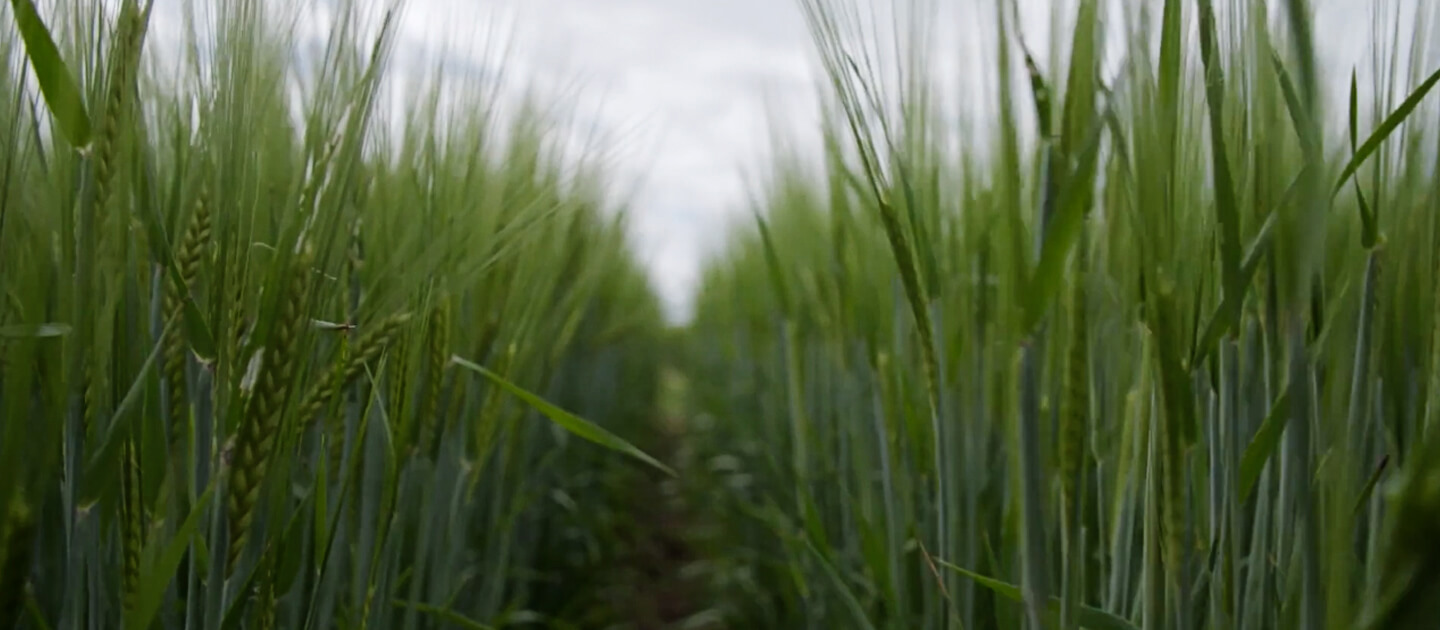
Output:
254,556,277,630
1060,242,1090,519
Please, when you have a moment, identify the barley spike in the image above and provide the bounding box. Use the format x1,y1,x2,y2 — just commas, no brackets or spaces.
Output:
226,246,312,573
298,312,411,430
418,295,450,456
120,436,144,612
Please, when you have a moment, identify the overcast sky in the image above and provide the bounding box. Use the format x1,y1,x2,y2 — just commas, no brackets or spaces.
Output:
142,0,1410,322
402,0,825,323
383,0,1397,323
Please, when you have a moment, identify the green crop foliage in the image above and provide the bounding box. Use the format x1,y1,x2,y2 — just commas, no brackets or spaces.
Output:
680,1,1440,628
0,0,673,627
9,0,1440,629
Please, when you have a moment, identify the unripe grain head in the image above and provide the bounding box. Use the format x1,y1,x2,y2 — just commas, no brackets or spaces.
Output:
226,246,313,573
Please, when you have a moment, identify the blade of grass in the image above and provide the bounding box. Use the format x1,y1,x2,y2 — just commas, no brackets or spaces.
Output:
391,600,496,630
1195,0,1244,338
5,0,91,148
936,559,1140,630
450,355,674,476
125,479,217,630
1238,388,1291,502
0,323,71,338
1333,65,1440,197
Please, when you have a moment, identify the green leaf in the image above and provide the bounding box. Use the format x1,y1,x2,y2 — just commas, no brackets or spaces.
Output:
391,600,495,630
1018,41,1054,141
273,490,311,598
314,444,329,570
1238,388,1291,502
1333,65,1440,197
125,480,217,630
1349,70,1360,151
753,210,794,318
1195,0,1244,321
1190,173,1296,367
1024,110,1108,333
1353,455,1388,517
82,322,171,499
1346,69,1379,248
1058,0,1100,158
0,323,71,338
802,535,878,630
936,559,1139,630
6,0,91,148
942,560,1022,601
450,355,675,476
1352,173,1376,248
1271,51,1319,157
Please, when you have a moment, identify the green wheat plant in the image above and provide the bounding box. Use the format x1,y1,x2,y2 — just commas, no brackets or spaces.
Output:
0,0,674,627
681,0,1440,628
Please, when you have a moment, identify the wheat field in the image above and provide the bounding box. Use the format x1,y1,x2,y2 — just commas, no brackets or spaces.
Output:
4,0,1440,628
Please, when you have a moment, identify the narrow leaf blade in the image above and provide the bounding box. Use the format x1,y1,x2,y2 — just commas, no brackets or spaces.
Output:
936,560,1140,630
125,481,217,630
1334,65,1440,195
7,0,91,147
450,356,675,476
1239,388,1291,502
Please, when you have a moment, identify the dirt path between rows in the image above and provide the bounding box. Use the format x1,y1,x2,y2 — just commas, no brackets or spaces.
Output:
604,362,726,629
615,415,704,629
